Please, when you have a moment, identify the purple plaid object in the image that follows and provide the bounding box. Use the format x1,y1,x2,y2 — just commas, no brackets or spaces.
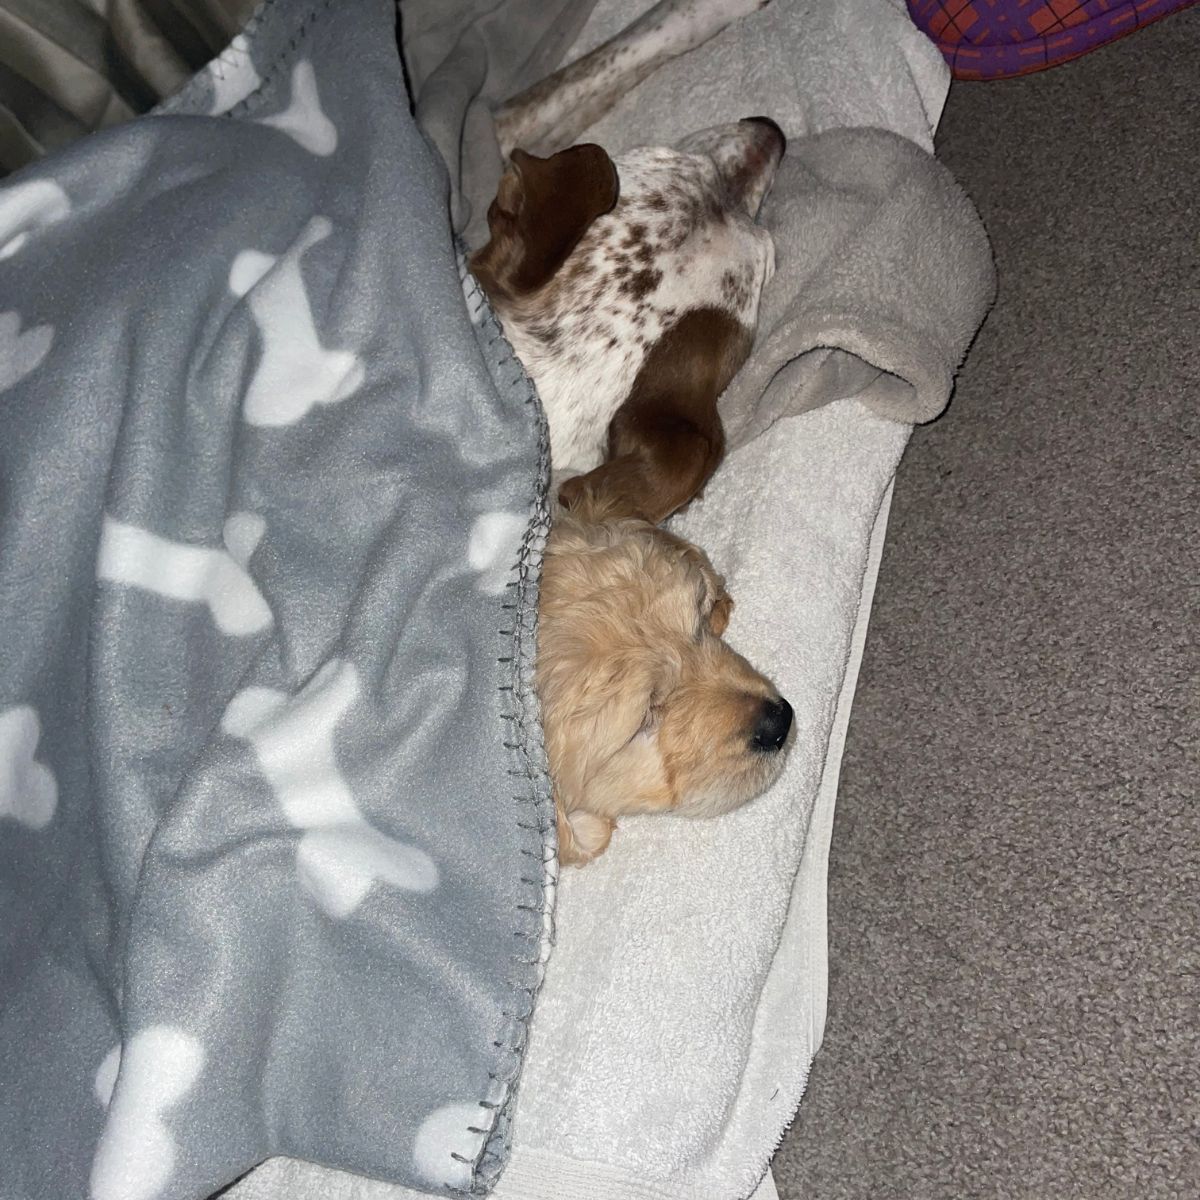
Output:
907,0,1198,78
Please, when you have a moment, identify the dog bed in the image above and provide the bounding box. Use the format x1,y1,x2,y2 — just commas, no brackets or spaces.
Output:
906,0,1199,79
0,1,994,1198
234,2,994,1199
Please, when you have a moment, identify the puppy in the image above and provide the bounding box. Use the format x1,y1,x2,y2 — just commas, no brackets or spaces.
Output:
469,2,794,863
537,502,793,865
470,0,785,524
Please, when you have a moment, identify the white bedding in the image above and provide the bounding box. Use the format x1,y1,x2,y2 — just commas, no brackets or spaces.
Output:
490,3,948,1196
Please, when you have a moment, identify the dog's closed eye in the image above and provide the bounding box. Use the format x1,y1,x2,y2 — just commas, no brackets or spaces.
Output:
635,697,666,738
633,691,672,734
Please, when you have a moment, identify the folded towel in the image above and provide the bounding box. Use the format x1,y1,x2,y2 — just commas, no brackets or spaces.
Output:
721,127,996,443
490,402,908,1200
470,3,993,1197
227,399,909,1200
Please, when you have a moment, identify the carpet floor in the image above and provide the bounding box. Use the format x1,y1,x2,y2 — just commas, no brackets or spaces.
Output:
773,10,1199,1198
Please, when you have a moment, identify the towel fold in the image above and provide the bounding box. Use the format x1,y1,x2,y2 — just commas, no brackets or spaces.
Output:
722,127,997,443
490,401,909,1200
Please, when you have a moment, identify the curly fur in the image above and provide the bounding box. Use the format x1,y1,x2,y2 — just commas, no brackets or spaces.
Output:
536,505,790,865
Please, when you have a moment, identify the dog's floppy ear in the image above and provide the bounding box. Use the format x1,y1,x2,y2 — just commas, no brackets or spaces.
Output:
557,308,754,526
674,531,734,636
636,523,734,636
470,144,618,298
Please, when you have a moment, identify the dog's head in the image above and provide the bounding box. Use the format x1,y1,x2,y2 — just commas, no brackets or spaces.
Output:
537,505,792,865
470,119,784,493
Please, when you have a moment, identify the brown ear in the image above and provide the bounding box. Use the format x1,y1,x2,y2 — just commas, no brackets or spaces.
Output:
557,307,754,525
469,144,618,299
704,580,734,637
665,528,734,636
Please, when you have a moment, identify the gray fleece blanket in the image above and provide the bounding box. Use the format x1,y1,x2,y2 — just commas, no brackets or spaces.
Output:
229,4,996,1195
0,0,554,1197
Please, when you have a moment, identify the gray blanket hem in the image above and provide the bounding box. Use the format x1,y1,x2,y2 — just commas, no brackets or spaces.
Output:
152,0,305,121
460,248,557,1194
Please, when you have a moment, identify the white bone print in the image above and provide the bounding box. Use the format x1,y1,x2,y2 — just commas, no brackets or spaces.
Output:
229,217,364,426
412,1102,494,1191
96,513,272,636
222,660,439,917
0,705,58,829
0,311,53,392
467,511,527,595
0,178,70,260
208,33,261,115
257,60,337,155
93,1044,122,1108
89,1027,205,1200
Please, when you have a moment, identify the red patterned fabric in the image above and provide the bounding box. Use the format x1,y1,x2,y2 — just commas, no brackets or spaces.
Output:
907,0,1198,78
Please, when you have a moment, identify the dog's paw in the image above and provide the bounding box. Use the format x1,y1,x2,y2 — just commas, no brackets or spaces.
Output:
556,807,615,867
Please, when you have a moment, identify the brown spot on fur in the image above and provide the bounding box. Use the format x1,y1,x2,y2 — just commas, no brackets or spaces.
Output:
563,253,597,285
720,265,754,310
620,267,662,301
662,224,689,252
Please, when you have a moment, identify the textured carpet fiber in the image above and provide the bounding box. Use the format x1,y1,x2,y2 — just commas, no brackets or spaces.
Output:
773,10,1198,1199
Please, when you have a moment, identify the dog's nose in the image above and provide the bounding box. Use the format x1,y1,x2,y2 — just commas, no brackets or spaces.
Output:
751,697,793,752
739,116,787,156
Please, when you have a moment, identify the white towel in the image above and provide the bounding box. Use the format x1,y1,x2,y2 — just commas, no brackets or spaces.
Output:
231,403,906,1200
491,401,907,1200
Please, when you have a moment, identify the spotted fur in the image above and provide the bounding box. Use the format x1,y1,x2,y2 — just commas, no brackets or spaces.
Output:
491,137,777,472
494,0,772,160
475,0,782,517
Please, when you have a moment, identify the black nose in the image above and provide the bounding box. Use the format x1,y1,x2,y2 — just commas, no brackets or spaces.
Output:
740,115,787,154
751,697,793,752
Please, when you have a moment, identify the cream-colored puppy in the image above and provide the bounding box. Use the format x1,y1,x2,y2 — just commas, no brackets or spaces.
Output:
536,506,792,865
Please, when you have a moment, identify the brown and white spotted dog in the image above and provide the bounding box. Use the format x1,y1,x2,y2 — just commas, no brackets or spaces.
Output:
470,0,784,525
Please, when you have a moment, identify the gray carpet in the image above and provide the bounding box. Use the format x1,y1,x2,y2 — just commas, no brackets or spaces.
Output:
774,11,1199,1200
